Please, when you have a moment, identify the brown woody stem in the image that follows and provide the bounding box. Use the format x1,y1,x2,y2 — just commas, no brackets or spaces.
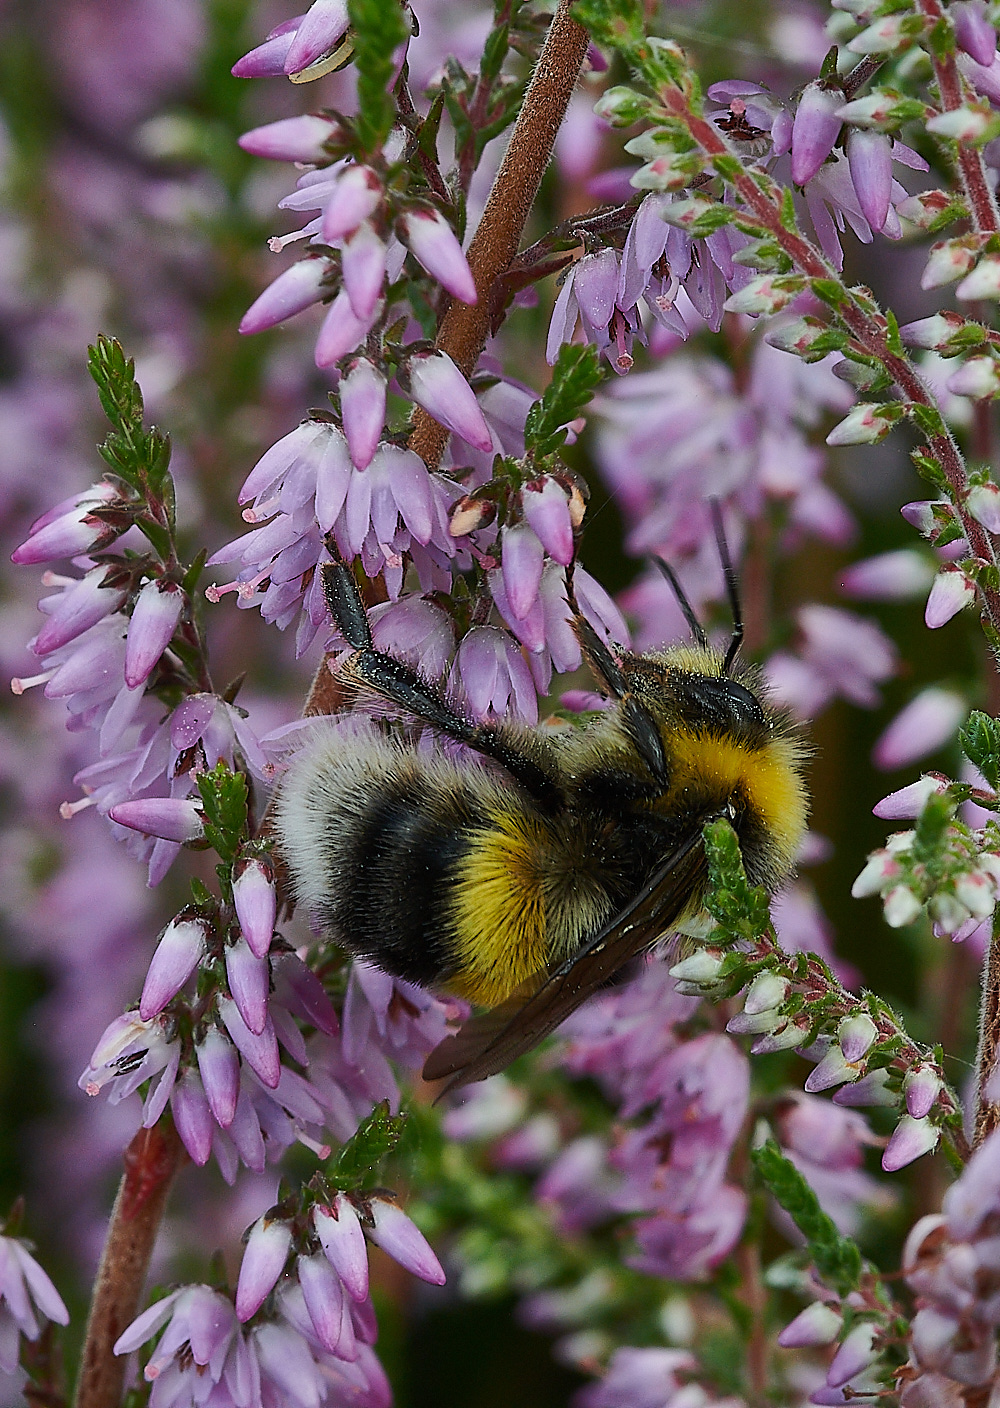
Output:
74,1122,185,1408
408,0,591,470
975,913,1000,1144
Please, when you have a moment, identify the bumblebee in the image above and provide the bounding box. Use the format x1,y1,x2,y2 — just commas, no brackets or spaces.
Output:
274,555,808,1092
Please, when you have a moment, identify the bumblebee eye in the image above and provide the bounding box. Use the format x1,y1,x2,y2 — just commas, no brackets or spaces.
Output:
671,673,768,734
720,679,767,729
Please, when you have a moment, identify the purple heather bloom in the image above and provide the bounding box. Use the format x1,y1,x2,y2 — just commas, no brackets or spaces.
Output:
321,165,383,244
547,247,642,374
232,16,301,77
777,1094,888,1234
574,1347,699,1408
283,0,350,75
883,1114,941,1170
295,1252,345,1353
236,1216,293,1321
171,1067,214,1166
873,688,966,770
904,1066,942,1120
827,1323,879,1389
108,796,205,843
967,482,1000,532
500,520,545,620
873,774,949,819
226,936,270,1035
791,83,843,185
139,917,208,1018
522,477,575,566
239,257,328,335
0,1237,69,1373
450,625,538,723
340,358,387,470
406,350,493,453
925,565,976,628
31,565,129,655
840,550,934,601
314,1197,369,1303
314,288,382,368
114,1284,249,1400
367,1198,446,1285
397,208,477,304
766,605,896,718
953,0,998,65
779,1301,843,1348
124,579,184,688
233,859,277,959
341,221,388,320
238,113,341,163
847,129,893,232
80,1011,181,1125
11,481,120,565
219,996,281,1089
196,1025,240,1127
364,596,455,679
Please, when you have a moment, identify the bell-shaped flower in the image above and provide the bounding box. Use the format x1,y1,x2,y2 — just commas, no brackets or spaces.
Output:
320,164,382,243
397,208,477,304
313,1196,369,1302
522,478,574,565
124,579,184,688
341,220,387,319
32,566,129,655
236,1215,293,1321
196,1025,240,1127
500,521,545,620
219,995,281,1089
139,918,209,1019
12,483,120,565
239,257,328,334
791,83,842,185
0,1236,69,1372
238,114,341,163
924,559,976,630
366,1198,446,1285
109,796,205,843
873,688,966,770
406,350,493,452
226,936,270,1035
170,1068,214,1166
296,1253,345,1353
314,289,382,368
953,0,998,64
847,129,892,232
778,1301,843,1348
233,858,277,959
340,358,387,470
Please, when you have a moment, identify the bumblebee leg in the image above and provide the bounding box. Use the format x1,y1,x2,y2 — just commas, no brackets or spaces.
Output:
321,563,562,809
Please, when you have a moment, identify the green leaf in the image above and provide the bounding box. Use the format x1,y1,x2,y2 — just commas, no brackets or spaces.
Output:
481,19,510,84
88,335,145,439
911,403,947,439
912,789,954,867
702,817,772,941
885,309,904,357
752,1140,863,1296
349,0,409,152
329,1100,407,1189
195,763,249,865
960,710,1000,790
524,343,603,461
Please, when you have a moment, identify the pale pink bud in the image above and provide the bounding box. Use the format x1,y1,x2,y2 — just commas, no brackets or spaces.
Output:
778,1302,842,1348
196,1026,239,1126
750,1018,813,1054
226,936,270,1035
501,522,545,620
239,258,328,334
521,478,574,565
341,221,387,320
33,568,129,654
12,498,118,565
851,849,899,897
398,208,477,304
883,1113,940,1170
954,867,996,917
848,128,892,231
804,1044,860,1092
957,252,1000,301
901,500,939,537
139,918,208,1019
899,311,971,350
283,0,350,75
873,688,966,770
313,1197,369,1302
218,995,280,1089
110,797,205,843
873,774,948,819
314,288,377,368
839,1013,878,1062
946,354,1000,398
827,1322,878,1387
236,1216,293,1321
791,83,843,185
743,971,789,1015
124,580,184,688
833,1067,898,1106
904,1065,941,1119
321,164,382,243
922,239,979,291
238,114,341,163
367,1198,446,1285
968,481,1000,531
297,1253,345,1353
171,1068,213,1165
884,884,923,927
927,106,997,142
826,403,898,446
925,565,976,628
233,859,276,959
724,273,800,315
407,350,492,452
848,13,911,52
841,549,934,601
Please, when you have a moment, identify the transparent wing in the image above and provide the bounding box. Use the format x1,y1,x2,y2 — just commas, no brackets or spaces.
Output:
422,823,711,1095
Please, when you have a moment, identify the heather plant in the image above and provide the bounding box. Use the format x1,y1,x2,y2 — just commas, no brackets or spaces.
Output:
8,0,1000,1404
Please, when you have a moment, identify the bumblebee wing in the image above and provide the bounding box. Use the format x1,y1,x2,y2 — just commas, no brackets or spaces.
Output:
422,823,711,1093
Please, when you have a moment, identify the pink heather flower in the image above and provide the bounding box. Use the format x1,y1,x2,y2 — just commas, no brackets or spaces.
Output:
904,1066,942,1119
124,579,184,688
321,164,383,243
233,859,277,959
450,625,539,723
314,288,383,368
219,995,281,1089
777,1095,888,1235
238,114,341,163
12,481,120,565
365,596,455,678
342,959,462,1072
791,82,843,185
500,520,545,620
196,1025,240,1127
778,1301,843,1348
547,246,644,374
522,477,574,566
31,565,129,655
313,1197,369,1303
967,482,1000,532
873,774,949,819
840,549,934,601
899,311,970,351
139,917,209,1019
295,1253,345,1353
80,1011,180,1125
232,16,302,77
113,1284,246,1396
946,355,1000,398
340,358,387,470
171,1067,214,1166
0,1237,69,1373
109,796,205,843
366,1199,446,1285
397,207,477,304
239,257,328,335
847,129,892,232
406,351,493,453
873,688,966,770
953,0,998,64
766,605,896,718
956,253,1000,301
925,565,976,628
883,1113,941,1170
575,1348,700,1408
236,1216,293,1321
341,221,388,320
226,936,270,1035
827,1322,879,1389
283,0,351,76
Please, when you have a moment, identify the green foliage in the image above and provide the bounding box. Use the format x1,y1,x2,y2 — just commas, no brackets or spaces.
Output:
194,762,249,867
960,709,1000,790
349,0,409,152
911,790,954,869
524,343,604,462
752,1140,863,1296
702,818,772,941
328,1101,407,1190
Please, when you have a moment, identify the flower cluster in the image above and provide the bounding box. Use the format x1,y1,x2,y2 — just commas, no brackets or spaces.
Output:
0,1233,69,1380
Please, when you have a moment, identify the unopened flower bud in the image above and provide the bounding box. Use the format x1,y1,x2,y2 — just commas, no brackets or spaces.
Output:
367,1198,446,1286
827,1322,878,1387
925,565,975,629
957,252,1000,301
407,350,492,452
805,1043,861,1092
953,0,998,64
904,1065,941,1119
313,1195,369,1302
922,239,981,291
109,797,205,843
872,774,948,819
340,357,386,471
899,311,971,351
724,274,803,315
946,354,1000,398
226,936,270,1035
743,970,790,1015
839,1013,878,1062
791,83,843,185
955,867,997,918
826,403,900,446
139,918,208,1019
239,257,328,334
236,1216,293,1321
967,481,1000,531
841,549,934,601
668,949,725,985
873,689,966,770
448,495,495,537
398,208,477,305
884,884,923,928
124,580,184,689
848,13,913,52
833,1067,898,1106
238,113,342,163
321,164,382,243
522,478,574,566
233,858,276,959
852,849,899,898
927,105,998,142
883,1113,940,1170
778,1301,843,1348
751,1017,812,1054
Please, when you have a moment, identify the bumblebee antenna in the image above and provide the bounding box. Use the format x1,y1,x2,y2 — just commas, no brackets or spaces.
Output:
653,556,709,650
710,500,743,675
